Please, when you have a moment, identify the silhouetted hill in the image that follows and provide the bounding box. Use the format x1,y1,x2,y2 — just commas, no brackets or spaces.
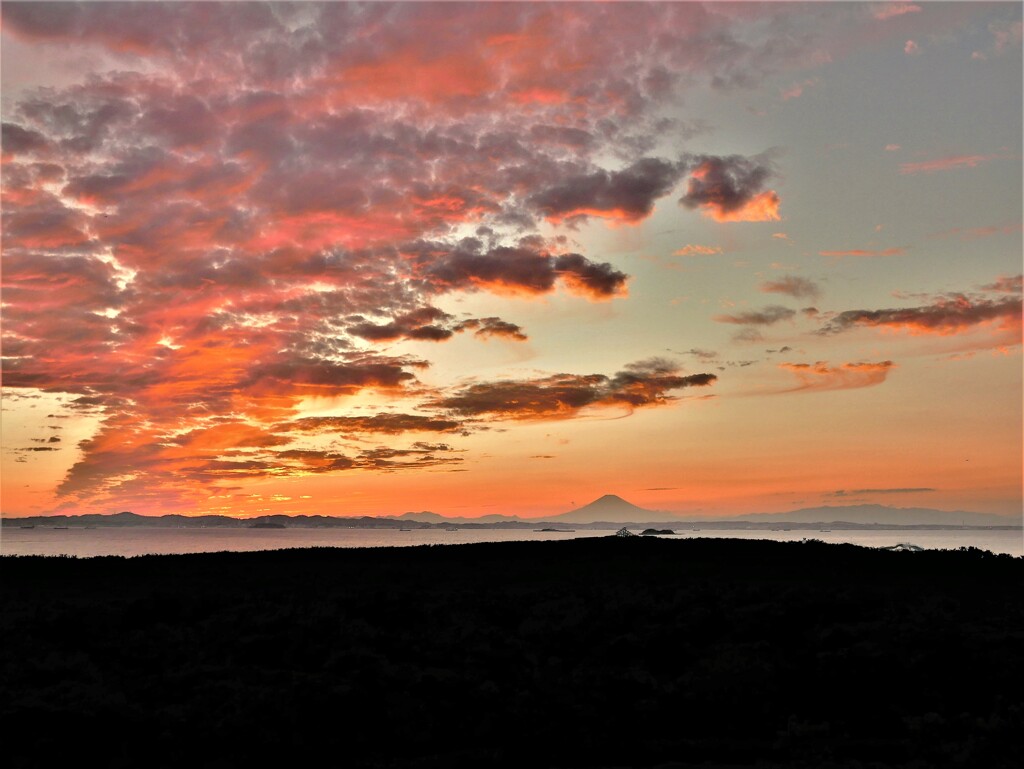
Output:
1,538,1021,768
5,502,1018,530
547,493,672,523
390,510,448,522
737,503,1016,526
389,511,524,524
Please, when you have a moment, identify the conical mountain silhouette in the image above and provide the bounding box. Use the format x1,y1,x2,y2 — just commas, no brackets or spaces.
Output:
548,494,668,524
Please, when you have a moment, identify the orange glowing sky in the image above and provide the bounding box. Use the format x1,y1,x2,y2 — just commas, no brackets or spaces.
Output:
1,2,1021,519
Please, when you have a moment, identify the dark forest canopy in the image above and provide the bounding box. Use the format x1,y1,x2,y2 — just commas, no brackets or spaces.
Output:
2,538,1021,768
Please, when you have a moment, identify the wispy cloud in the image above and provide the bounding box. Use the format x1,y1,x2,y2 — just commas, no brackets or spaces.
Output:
899,154,1002,174
932,223,1023,240
820,292,1022,338
429,360,716,421
982,275,1023,294
677,348,720,362
828,487,935,496
780,77,819,101
673,245,723,257
715,306,797,326
760,275,821,300
819,247,906,258
283,414,465,436
872,4,922,21
778,361,896,392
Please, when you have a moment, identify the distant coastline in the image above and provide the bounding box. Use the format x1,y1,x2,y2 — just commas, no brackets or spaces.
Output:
7,495,1017,531
3,510,1019,532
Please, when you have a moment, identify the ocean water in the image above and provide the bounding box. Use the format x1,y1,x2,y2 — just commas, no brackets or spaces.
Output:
1,526,1021,558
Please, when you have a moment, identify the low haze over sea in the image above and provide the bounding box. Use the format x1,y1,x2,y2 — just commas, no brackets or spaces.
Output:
3,526,1021,559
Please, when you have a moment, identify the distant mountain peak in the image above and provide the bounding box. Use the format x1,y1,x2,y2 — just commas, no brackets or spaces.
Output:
548,494,672,524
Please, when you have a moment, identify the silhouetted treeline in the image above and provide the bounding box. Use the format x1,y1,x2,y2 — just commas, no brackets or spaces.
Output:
2,538,1022,768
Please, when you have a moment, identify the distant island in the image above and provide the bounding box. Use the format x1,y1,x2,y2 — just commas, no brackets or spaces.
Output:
3,494,1019,530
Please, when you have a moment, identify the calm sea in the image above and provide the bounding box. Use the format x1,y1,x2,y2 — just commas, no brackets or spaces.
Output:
1,526,1021,558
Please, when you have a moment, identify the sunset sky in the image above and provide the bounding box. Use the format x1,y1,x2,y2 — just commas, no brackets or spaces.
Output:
2,1,1021,520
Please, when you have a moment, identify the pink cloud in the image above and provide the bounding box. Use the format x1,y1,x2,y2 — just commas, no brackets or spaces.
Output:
705,191,781,222
904,40,920,55
673,245,723,257
779,361,896,392
982,275,1023,294
899,154,1002,174
991,19,1023,53
873,4,922,22
780,78,819,101
8,2,780,512
7,2,961,514
932,223,1023,240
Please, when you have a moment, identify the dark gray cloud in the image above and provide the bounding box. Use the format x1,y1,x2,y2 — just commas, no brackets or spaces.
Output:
2,122,51,156
348,306,458,343
760,275,821,300
355,442,461,471
455,317,528,342
715,306,797,325
430,359,716,420
528,124,595,151
829,488,937,497
347,306,528,344
677,348,719,361
821,295,1022,335
285,413,463,436
528,157,685,223
413,241,628,299
678,154,777,217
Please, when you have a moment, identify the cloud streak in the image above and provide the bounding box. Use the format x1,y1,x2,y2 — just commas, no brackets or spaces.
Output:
819,248,906,258
899,154,1002,174
715,306,797,326
430,360,717,421
760,276,821,300
872,4,922,21
674,245,723,257
529,158,686,224
778,361,896,392
828,487,935,496
821,294,1022,337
